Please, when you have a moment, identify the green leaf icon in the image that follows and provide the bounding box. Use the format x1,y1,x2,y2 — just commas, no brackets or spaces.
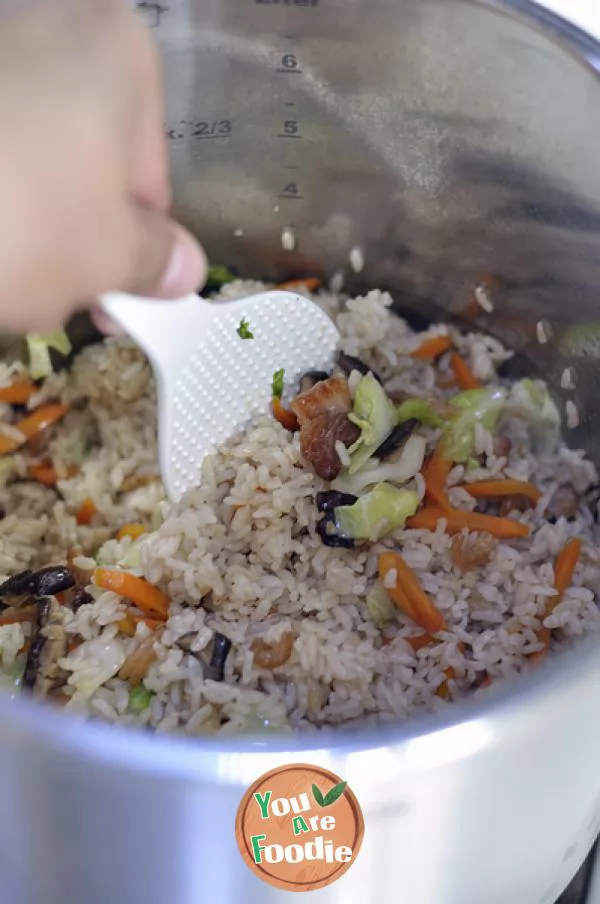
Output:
323,781,347,807
312,784,325,807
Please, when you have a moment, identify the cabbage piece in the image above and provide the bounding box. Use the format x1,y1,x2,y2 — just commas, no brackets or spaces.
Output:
120,536,146,570
347,373,397,473
442,387,507,463
26,329,72,379
506,378,561,455
396,398,446,429
0,623,25,669
334,482,420,541
0,653,26,699
332,434,426,495
366,580,397,629
0,456,17,488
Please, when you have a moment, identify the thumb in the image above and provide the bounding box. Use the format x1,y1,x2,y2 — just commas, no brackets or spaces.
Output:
121,208,208,299
91,210,208,336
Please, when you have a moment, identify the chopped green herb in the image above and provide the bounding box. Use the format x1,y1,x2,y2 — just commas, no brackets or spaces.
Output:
237,318,254,340
128,684,154,714
205,264,236,291
272,368,285,400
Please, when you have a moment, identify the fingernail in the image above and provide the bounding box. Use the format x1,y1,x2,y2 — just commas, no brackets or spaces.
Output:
159,225,207,298
91,307,125,336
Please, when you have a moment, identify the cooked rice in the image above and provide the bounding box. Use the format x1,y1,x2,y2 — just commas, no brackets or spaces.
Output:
0,283,599,737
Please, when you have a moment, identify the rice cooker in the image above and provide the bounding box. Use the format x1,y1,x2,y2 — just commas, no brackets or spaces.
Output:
2,1,600,903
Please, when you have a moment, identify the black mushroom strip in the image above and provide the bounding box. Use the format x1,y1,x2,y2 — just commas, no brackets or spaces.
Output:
373,419,419,461
316,510,355,548
0,565,75,608
336,352,382,384
316,490,358,513
204,632,232,682
298,371,330,394
23,597,68,698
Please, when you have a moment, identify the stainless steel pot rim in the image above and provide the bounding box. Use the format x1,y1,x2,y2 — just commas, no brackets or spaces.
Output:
2,0,600,778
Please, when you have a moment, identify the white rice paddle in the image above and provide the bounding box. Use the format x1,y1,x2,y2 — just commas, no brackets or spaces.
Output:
100,290,339,502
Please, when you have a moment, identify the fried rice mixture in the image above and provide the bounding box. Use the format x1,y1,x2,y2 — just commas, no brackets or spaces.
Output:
0,281,597,737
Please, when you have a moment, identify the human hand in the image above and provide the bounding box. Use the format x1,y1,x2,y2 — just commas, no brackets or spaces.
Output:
0,0,206,334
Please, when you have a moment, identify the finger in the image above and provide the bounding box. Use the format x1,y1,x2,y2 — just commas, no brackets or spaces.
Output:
119,207,207,299
90,307,125,336
126,8,170,212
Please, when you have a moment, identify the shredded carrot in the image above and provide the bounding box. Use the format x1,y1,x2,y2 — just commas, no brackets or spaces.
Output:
553,537,582,598
116,523,146,542
422,443,453,511
408,506,530,539
464,479,542,505
478,673,492,689
0,381,36,405
450,353,481,390
531,538,582,664
379,551,446,633
118,627,164,686
405,633,435,651
436,667,456,700
67,639,82,653
0,403,69,455
94,568,170,618
117,611,165,637
272,397,299,431
275,278,321,293
28,462,79,486
76,497,96,526
411,335,452,361
0,605,38,627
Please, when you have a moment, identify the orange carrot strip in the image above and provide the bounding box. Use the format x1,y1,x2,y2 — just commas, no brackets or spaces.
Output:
116,523,146,542
117,611,165,637
531,538,582,664
436,666,456,700
275,278,321,293
76,497,96,526
478,672,492,689
411,335,452,361
272,397,299,431
553,537,582,599
422,444,452,511
28,463,79,486
450,353,481,390
0,403,69,455
464,479,542,504
94,568,170,618
0,381,36,405
408,506,530,539
379,551,446,633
